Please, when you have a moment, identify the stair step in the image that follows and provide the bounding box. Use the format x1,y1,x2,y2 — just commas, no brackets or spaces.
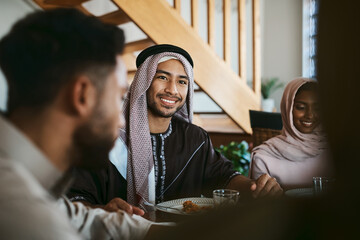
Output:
99,9,131,25
43,0,88,6
193,114,244,133
123,39,154,54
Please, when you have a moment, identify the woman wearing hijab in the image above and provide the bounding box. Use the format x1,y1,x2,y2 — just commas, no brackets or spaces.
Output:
250,77,333,190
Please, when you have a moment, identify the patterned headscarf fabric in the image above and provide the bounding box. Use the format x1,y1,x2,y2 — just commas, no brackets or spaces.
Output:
121,51,194,206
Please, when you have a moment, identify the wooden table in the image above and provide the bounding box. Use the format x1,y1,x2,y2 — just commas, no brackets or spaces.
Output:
143,209,193,223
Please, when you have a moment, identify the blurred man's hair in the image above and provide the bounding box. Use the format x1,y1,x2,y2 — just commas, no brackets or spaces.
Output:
0,8,125,113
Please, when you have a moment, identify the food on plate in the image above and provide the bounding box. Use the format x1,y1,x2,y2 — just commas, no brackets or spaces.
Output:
182,200,212,213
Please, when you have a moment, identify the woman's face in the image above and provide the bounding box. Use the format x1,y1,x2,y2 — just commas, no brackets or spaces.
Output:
292,89,320,134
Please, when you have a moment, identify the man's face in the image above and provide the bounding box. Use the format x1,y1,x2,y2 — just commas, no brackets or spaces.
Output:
147,59,189,118
292,89,320,134
73,56,128,170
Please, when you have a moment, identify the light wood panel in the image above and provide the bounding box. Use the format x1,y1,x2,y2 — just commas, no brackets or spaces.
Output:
127,71,136,85
32,0,262,133
174,0,181,13
223,0,231,64
113,0,260,133
98,9,130,25
191,0,199,32
238,0,246,81
252,0,261,97
123,38,154,55
44,0,89,6
193,114,243,133
122,53,137,72
207,0,215,49
33,0,58,9
33,0,91,14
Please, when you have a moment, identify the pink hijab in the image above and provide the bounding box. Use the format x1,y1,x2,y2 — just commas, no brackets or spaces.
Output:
121,52,194,206
250,78,332,189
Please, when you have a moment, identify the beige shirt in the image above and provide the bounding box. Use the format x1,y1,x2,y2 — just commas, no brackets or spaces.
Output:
0,115,153,239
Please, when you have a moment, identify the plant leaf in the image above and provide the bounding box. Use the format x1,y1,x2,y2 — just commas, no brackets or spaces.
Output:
261,77,284,99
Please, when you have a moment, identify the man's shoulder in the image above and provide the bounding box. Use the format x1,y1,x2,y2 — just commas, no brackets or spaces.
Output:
0,197,79,239
0,156,48,199
0,157,80,239
0,157,56,211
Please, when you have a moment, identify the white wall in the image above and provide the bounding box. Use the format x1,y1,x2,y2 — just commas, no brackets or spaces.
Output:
261,0,302,111
0,0,37,111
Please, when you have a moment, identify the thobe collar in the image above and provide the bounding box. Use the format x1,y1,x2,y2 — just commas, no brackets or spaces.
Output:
0,114,63,196
150,121,173,137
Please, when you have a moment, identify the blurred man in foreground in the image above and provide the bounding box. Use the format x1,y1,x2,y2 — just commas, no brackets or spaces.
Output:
0,8,160,239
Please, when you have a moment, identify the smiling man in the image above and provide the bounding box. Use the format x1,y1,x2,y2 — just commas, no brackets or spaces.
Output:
147,59,189,119
68,44,282,210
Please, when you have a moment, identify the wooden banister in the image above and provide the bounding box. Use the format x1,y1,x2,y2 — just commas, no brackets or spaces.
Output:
32,0,262,133
123,39,154,55
238,0,246,81
252,0,261,97
43,0,89,6
191,0,199,32
207,0,215,49
174,0,181,13
98,9,130,25
223,0,231,65
33,0,91,14
112,0,259,133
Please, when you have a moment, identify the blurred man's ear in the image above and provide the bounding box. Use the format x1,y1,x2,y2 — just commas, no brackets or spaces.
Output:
70,75,97,117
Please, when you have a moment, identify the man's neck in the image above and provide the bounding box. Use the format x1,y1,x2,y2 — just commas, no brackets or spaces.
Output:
148,111,172,134
8,108,73,172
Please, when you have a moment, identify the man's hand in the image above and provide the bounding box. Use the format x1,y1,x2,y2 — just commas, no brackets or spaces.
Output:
103,198,144,216
249,173,283,198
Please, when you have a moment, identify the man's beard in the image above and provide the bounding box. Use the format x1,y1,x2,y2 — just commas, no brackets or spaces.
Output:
147,94,185,118
71,106,116,170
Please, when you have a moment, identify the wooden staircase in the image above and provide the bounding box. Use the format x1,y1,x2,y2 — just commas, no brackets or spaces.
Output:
32,0,261,134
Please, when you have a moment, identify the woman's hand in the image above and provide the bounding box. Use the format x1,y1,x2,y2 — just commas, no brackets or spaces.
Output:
250,174,283,198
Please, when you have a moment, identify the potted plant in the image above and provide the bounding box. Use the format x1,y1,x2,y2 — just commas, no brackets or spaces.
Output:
216,141,251,177
261,77,284,112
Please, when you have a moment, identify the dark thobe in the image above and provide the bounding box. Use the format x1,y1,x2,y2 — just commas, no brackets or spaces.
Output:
67,117,238,205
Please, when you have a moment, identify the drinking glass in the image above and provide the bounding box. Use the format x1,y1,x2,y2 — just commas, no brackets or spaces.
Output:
313,177,335,196
213,189,239,207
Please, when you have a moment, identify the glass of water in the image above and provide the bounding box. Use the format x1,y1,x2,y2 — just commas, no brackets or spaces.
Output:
213,189,239,207
313,177,335,196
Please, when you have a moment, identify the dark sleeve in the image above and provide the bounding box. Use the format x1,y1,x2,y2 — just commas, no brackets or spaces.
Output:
202,133,238,195
67,163,127,205
67,168,108,205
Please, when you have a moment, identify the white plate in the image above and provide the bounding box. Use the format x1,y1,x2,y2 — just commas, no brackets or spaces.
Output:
156,197,214,215
285,188,314,198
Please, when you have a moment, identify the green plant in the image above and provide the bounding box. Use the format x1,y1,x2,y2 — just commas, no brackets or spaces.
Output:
261,77,284,99
216,141,251,176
